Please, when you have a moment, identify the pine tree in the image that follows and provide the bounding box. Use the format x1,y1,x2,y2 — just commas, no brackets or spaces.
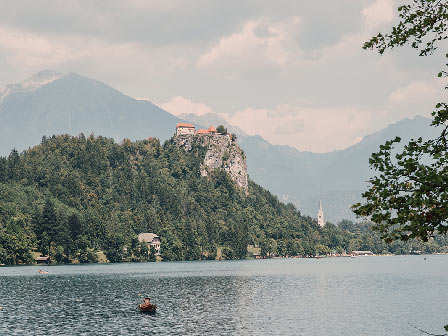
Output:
37,199,58,255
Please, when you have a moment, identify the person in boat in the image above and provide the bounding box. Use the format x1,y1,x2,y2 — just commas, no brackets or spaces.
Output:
139,297,156,312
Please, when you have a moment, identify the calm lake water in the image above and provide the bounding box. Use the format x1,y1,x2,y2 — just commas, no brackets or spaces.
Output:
0,256,447,335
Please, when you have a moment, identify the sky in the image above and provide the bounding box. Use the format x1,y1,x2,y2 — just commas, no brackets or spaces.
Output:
0,0,446,152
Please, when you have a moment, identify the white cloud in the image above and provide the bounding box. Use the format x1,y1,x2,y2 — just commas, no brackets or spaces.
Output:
196,17,301,77
193,4,395,83
161,96,213,116
0,24,193,91
229,104,387,152
310,0,395,63
0,26,80,68
362,0,394,28
304,0,395,66
389,79,441,104
196,1,393,78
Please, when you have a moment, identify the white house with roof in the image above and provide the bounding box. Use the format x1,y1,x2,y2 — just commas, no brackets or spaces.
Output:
138,233,161,255
176,123,196,135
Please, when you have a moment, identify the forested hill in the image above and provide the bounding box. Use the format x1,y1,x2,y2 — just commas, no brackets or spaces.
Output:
1,71,439,223
0,135,444,265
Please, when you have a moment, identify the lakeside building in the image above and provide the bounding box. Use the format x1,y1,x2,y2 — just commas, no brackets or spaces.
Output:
35,256,50,264
351,251,374,256
318,200,325,227
138,233,161,255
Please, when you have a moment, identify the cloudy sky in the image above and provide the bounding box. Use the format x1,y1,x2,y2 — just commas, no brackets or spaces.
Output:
0,0,446,152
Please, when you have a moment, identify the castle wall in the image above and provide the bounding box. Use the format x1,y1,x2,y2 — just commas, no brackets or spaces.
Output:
176,127,195,136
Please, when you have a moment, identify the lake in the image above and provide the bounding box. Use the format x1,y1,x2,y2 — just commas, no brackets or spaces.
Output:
0,256,447,335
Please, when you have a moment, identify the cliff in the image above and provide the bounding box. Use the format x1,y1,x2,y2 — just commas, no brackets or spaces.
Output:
173,133,249,193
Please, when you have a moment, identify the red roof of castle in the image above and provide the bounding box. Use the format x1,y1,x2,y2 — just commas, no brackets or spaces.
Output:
208,126,217,133
176,123,195,128
196,129,209,134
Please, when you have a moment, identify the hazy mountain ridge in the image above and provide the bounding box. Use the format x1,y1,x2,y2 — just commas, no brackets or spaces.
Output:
0,70,62,103
0,72,190,155
238,115,438,222
0,71,439,222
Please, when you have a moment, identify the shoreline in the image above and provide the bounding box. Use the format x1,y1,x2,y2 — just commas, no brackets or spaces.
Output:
2,252,446,268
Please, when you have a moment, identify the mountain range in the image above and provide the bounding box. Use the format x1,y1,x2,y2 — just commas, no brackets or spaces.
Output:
0,70,186,154
238,115,437,222
0,71,439,222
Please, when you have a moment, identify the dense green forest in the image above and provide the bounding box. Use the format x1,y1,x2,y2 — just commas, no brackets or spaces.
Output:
0,134,446,265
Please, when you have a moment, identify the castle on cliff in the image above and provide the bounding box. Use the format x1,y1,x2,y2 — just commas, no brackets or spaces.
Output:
176,123,219,136
174,122,248,194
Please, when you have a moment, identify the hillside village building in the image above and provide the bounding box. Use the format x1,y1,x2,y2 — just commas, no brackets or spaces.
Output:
138,233,161,255
318,200,325,227
35,256,50,264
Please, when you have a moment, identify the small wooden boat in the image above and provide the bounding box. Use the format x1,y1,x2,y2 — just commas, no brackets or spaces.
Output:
138,302,157,313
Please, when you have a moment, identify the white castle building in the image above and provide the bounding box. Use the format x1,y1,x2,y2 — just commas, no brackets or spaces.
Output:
176,122,218,136
318,200,325,227
176,123,196,135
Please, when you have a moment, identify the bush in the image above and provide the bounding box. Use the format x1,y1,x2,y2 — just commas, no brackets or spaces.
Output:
216,125,227,135
79,248,98,263
222,247,236,259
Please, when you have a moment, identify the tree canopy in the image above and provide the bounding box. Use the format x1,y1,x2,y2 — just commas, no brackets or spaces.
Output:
353,0,448,242
364,0,448,56
216,125,228,135
0,134,445,265
0,135,335,264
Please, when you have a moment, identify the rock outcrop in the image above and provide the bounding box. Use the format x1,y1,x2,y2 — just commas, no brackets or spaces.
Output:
174,133,248,194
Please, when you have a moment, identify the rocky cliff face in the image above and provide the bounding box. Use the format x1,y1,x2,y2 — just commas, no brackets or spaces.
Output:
174,133,248,193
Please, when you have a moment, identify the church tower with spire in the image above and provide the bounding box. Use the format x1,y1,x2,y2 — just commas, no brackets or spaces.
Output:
318,200,325,227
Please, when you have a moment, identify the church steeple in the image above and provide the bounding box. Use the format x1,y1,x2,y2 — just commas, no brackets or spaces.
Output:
318,200,325,227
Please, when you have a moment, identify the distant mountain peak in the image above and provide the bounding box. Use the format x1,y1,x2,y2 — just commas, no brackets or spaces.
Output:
0,69,63,102
0,69,183,158
63,72,87,80
22,69,62,90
